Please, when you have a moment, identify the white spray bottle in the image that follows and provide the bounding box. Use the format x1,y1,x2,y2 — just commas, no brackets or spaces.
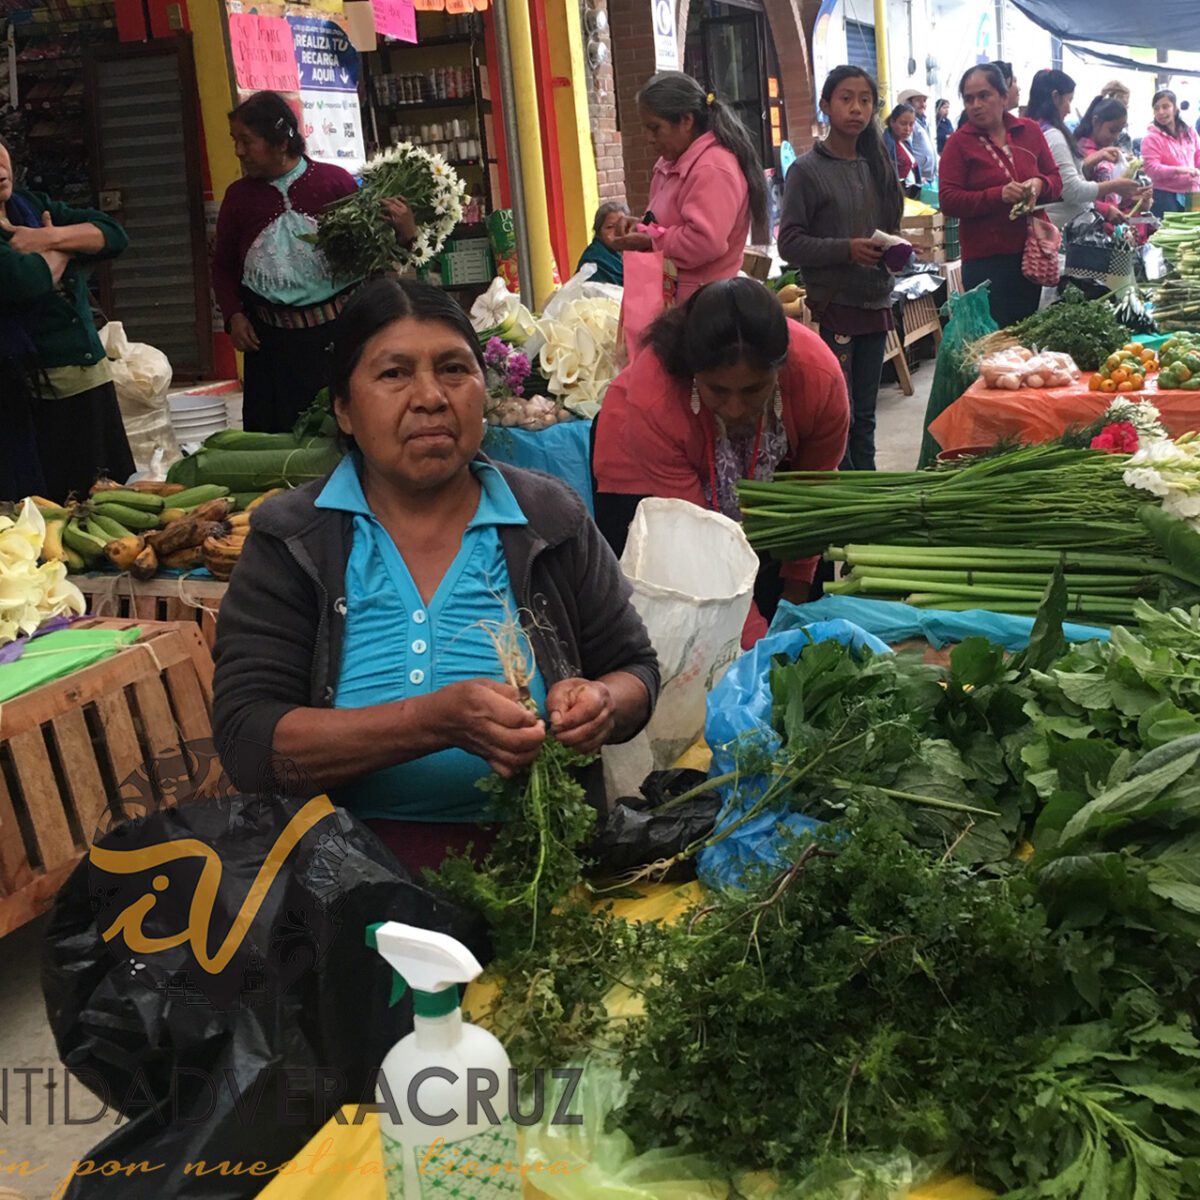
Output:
366,921,520,1197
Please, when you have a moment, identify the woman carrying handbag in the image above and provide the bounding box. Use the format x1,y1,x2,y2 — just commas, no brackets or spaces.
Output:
939,63,1063,327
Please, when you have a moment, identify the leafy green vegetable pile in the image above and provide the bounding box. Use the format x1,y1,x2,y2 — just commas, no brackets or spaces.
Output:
1008,285,1130,371
429,586,1200,1199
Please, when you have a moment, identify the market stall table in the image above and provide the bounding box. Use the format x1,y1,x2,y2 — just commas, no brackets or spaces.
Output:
929,374,1200,453
257,878,993,1200
0,617,214,937
69,572,227,650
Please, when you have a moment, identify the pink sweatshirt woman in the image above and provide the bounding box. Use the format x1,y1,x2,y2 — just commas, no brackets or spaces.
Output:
1141,122,1200,195
640,131,750,302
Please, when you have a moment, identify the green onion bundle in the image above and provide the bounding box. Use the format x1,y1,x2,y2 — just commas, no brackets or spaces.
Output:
739,446,1151,561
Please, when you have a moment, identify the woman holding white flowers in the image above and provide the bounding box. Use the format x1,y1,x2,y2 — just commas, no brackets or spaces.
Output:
213,91,417,432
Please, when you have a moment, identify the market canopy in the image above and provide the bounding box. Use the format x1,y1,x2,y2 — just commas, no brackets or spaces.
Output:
1010,0,1200,54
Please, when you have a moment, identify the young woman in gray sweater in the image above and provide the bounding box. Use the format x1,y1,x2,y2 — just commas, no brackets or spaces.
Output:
779,66,904,471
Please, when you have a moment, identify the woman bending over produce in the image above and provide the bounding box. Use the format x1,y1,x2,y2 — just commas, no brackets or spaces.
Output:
779,65,903,471
939,63,1062,328
1141,90,1200,217
213,278,658,874
592,277,849,618
1026,70,1148,231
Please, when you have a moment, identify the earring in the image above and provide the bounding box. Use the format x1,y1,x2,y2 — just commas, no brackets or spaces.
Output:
773,385,783,420
690,383,701,415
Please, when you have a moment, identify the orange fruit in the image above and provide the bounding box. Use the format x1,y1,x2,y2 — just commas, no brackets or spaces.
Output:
1100,378,1118,393
1089,374,1103,391
1112,368,1129,383
1118,381,1135,392
1129,343,1144,353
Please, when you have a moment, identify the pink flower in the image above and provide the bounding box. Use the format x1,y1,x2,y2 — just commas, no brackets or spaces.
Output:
1090,421,1139,454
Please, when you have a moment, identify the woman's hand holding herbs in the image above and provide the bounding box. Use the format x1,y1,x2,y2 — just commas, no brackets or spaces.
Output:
546,677,615,753
436,679,545,777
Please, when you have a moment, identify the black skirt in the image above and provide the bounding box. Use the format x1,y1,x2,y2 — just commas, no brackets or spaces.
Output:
0,360,47,501
242,319,336,434
31,379,135,502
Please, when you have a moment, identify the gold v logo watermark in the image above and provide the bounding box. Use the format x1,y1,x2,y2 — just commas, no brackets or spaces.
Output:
90,796,336,976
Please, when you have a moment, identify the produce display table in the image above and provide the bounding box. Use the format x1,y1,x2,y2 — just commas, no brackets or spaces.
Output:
70,572,228,651
929,374,1200,453
482,419,595,515
257,879,992,1200
0,618,214,937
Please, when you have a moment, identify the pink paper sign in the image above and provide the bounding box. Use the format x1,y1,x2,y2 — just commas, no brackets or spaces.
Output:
229,13,302,94
374,0,418,44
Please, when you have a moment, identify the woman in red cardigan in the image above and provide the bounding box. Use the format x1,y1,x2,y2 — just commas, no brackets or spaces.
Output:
939,63,1063,328
593,278,849,618
213,91,415,432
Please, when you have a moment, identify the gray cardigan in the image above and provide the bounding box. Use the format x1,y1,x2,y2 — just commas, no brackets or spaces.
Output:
212,457,660,797
778,141,895,311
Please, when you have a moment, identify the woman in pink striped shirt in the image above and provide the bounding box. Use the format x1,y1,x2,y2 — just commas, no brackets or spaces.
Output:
611,72,768,302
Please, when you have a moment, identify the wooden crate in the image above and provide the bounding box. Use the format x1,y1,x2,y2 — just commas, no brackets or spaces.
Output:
70,573,227,652
0,618,214,938
902,212,948,262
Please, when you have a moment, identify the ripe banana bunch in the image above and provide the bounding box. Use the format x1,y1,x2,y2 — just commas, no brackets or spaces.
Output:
202,514,250,582
34,483,235,578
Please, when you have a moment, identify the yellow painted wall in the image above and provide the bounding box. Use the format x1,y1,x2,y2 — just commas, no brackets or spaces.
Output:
506,0,557,304
544,0,599,267
187,0,240,204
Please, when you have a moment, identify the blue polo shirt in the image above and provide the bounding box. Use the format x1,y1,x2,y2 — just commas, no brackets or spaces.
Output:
315,456,546,822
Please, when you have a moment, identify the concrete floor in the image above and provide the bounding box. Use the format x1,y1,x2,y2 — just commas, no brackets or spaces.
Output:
0,358,935,1200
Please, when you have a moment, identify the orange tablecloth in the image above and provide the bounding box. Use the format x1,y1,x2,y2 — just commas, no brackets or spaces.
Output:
928,374,1200,453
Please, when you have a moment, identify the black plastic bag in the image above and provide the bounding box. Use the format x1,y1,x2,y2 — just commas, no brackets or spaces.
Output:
587,769,720,881
42,777,487,1199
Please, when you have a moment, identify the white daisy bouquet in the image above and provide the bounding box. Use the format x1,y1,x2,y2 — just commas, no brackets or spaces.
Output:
307,143,466,278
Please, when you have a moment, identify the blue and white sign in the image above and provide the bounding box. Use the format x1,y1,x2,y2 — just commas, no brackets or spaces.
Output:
288,16,357,92
287,15,366,175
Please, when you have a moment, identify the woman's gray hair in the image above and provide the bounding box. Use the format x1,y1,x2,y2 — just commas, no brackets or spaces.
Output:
593,200,630,237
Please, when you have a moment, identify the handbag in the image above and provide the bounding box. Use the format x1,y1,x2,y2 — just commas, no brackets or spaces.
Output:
1023,212,1063,286
977,131,1061,286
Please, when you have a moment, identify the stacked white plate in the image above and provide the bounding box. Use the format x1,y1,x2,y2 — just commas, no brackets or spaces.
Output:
168,389,229,446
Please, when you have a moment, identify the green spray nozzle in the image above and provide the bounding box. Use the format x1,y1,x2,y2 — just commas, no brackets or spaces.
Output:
366,923,408,1007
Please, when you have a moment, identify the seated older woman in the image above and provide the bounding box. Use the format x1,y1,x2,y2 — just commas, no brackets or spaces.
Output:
213,278,658,873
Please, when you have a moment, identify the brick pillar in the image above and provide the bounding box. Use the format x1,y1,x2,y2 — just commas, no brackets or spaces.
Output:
767,0,818,152
608,0,659,212
585,0,626,204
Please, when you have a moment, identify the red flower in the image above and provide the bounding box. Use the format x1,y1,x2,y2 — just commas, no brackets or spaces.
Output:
1091,421,1139,454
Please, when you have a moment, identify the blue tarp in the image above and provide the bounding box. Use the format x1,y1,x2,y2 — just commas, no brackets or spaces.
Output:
696,620,890,890
482,420,594,515
770,595,1111,652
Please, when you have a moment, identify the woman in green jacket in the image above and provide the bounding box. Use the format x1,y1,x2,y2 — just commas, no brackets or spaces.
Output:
0,135,134,501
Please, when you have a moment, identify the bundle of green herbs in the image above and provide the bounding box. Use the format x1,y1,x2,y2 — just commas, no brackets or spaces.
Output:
426,584,1200,1197
1008,285,1130,370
